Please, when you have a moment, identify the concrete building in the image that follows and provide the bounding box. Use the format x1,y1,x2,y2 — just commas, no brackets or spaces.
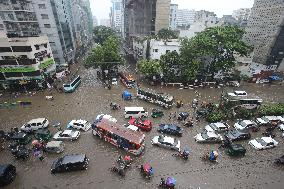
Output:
133,38,181,60
244,0,284,71
0,34,56,89
169,4,178,30
177,9,195,28
219,15,238,26
110,0,122,32
100,19,111,27
232,8,251,27
123,0,170,43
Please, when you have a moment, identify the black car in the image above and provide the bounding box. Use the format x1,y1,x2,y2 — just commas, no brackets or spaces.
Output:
157,124,183,136
224,130,251,141
0,164,16,187
51,154,89,174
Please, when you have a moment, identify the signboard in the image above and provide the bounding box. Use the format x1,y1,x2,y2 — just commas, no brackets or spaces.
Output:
0,67,36,73
39,58,55,69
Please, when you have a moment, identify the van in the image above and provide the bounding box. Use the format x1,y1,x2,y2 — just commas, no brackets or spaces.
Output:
21,118,49,132
45,141,65,154
124,107,148,119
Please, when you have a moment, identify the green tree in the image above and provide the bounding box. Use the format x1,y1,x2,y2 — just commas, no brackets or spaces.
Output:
180,26,252,74
157,28,178,41
93,26,116,45
160,51,182,82
137,59,161,80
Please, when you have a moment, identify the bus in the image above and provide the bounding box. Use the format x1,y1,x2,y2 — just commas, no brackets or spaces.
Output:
124,107,148,119
137,88,174,108
92,118,145,156
223,93,262,110
63,75,81,93
118,72,136,88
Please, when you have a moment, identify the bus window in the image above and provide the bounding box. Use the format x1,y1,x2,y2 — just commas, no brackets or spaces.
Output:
63,84,70,88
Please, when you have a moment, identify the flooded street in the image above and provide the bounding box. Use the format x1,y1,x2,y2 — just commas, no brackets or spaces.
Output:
0,67,284,189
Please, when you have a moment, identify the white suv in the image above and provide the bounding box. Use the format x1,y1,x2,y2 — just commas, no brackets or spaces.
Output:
21,118,49,132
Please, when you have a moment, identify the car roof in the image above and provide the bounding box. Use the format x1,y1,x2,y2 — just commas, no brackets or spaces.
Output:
262,137,274,143
35,129,50,135
230,144,245,150
11,132,27,139
163,136,175,144
62,130,73,135
46,141,63,148
207,132,218,137
27,118,46,123
212,122,227,128
125,107,145,111
70,120,88,124
242,120,254,125
61,154,86,164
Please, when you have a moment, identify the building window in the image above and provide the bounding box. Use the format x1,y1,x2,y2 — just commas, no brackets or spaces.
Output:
44,24,51,28
35,45,40,50
41,14,49,19
38,4,46,9
11,46,32,52
153,49,158,52
43,44,47,48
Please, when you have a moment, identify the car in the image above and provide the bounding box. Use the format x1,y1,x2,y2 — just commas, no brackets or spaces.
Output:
53,130,80,141
234,120,258,131
226,143,246,157
45,141,65,154
67,120,91,131
227,91,247,97
249,137,278,150
194,131,223,143
96,114,117,123
34,129,52,142
10,132,32,145
157,124,183,137
0,164,16,187
224,130,251,141
111,78,118,85
226,81,240,87
151,135,180,151
204,122,230,133
51,154,89,174
256,116,284,126
128,118,152,131
21,118,49,132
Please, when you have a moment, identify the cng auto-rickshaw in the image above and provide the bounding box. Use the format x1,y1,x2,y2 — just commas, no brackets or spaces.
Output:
151,109,164,118
226,143,246,157
34,129,52,142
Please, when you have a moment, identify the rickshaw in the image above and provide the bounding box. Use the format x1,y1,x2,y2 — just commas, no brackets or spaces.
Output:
177,112,189,121
140,163,154,179
10,145,29,160
117,155,132,168
159,177,176,189
151,109,164,118
10,133,32,145
202,150,218,162
34,129,52,142
226,143,246,157
172,148,190,160
176,100,183,108
110,102,121,110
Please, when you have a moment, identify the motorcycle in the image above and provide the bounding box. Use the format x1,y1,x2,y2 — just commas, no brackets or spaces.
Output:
110,164,126,176
172,149,190,160
184,121,193,127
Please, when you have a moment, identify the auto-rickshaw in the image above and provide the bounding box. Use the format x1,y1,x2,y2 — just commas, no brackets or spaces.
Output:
34,129,52,142
151,109,164,118
177,112,189,121
226,143,246,157
10,133,32,145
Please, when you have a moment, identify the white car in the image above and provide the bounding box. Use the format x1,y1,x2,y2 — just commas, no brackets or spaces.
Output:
256,116,284,126
53,130,80,141
234,120,258,131
227,91,247,97
96,114,117,123
123,124,139,131
151,135,180,151
194,131,223,143
111,78,118,85
67,120,91,131
204,122,230,133
278,124,284,132
21,118,49,132
249,137,278,150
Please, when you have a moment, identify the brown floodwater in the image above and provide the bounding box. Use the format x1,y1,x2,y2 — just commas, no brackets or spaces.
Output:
0,66,284,189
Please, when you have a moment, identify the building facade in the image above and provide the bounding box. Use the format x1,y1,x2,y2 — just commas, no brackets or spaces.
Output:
100,19,111,27
0,35,56,89
169,4,178,30
177,9,195,28
110,0,122,32
244,0,284,70
232,8,251,27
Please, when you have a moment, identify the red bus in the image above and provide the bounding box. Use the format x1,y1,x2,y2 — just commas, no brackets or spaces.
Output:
92,118,145,156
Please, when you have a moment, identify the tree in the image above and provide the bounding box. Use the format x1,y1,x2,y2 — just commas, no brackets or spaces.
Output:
137,59,161,80
180,26,252,75
93,26,116,45
157,28,178,41
84,36,123,70
160,51,182,82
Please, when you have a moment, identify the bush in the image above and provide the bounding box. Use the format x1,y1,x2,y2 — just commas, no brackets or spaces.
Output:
206,112,224,123
258,104,284,116
234,107,254,119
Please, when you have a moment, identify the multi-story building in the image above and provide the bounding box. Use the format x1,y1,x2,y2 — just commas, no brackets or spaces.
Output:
0,34,56,89
123,0,170,44
219,15,238,26
177,9,195,28
110,0,122,32
169,4,178,30
100,19,111,27
244,0,284,70
232,8,251,27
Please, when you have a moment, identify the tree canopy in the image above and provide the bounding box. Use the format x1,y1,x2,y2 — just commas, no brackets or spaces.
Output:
93,26,116,45
137,59,161,80
157,28,178,41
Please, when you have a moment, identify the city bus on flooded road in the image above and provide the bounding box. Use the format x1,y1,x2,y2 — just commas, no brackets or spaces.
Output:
63,75,81,93
92,118,145,156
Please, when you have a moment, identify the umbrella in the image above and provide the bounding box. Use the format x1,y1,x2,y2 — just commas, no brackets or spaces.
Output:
166,177,176,186
124,155,131,161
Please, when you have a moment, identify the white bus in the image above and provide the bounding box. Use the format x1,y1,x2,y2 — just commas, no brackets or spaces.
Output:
124,107,148,119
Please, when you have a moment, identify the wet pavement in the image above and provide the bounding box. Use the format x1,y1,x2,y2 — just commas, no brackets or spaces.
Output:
0,67,284,189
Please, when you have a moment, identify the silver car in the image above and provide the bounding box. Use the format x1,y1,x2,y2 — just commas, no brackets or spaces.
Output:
151,135,180,151
53,130,80,141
